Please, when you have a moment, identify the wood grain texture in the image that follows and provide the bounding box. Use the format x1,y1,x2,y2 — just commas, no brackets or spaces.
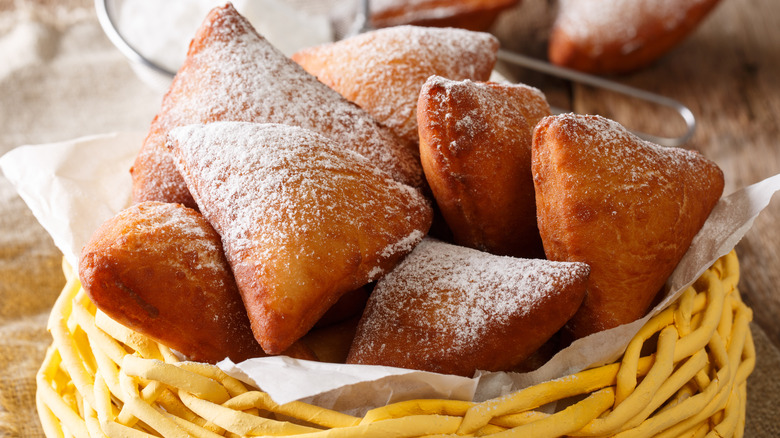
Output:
494,0,780,350
494,4,779,434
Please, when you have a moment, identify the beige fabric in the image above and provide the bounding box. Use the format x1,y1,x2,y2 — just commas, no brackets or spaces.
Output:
0,0,158,436
0,1,778,437
747,325,780,437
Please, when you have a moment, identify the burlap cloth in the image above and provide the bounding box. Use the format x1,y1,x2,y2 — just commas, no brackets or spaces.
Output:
0,1,778,436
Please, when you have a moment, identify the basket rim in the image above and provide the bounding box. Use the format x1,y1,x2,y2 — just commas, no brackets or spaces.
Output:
35,250,755,438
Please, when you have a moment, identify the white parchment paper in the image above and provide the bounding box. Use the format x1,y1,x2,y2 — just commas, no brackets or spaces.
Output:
2,132,779,412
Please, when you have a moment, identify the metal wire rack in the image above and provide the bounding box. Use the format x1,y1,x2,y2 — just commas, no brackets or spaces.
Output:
96,0,696,147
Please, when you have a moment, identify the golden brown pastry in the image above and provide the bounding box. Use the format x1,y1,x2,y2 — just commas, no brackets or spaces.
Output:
302,317,361,364
548,0,722,74
532,114,724,338
131,3,423,209
418,76,550,258
167,122,433,355
368,0,520,31
314,285,371,329
78,201,315,364
346,238,590,376
291,25,499,145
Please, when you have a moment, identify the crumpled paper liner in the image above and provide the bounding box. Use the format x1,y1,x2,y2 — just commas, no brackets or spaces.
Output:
2,132,779,413
220,356,476,414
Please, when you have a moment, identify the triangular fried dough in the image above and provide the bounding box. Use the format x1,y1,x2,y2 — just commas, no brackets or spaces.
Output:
167,122,433,354
291,25,499,145
532,114,724,338
347,238,589,376
131,3,422,209
78,202,315,364
418,76,551,258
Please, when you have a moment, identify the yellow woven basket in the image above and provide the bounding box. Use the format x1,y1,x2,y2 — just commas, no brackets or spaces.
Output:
36,250,755,438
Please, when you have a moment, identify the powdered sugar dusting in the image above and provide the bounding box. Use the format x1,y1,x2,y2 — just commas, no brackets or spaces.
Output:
123,202,226,275
136,4,423,206
355,239,589,357
422,76,550,166
86,202,234,299
371,0,486,23
555,0,708,55
541,113,706,192
540,113,709,224
365,228,427,281
167,122,430,284
293,25,498,144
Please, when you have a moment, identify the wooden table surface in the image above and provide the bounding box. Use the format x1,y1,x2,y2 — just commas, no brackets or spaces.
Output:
0,0,777,436
494,0,780,350
493,2,780,433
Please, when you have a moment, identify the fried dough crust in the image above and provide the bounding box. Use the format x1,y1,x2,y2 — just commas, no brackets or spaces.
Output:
418,77,550,258
78,201,315,364
292,25,498,145
347,239,589,376
532,114,724,338
131,3,422,208
168,122,433,354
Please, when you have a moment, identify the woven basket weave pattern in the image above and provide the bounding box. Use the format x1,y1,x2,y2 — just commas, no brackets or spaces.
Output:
36,250,754,437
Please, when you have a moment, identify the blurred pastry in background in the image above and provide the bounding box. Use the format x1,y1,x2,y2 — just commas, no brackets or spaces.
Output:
548,0,723,74
368,0,521,31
